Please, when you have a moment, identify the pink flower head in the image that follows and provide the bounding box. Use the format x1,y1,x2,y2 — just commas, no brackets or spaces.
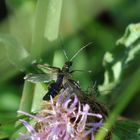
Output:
17,89,103,140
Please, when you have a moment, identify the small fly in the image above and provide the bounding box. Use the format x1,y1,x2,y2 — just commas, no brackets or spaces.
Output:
24,42,92,100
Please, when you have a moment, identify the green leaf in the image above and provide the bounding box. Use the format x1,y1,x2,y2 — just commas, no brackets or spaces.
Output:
19,81,35,113
19,80,47,113
31,83,47,112
31,0,63,58
0,34,30,71
31,0,48,59
114,120,140,140
116,23,140,47
117,23,140,63
98,23,140,94
44,0,63,41
95,65,140,140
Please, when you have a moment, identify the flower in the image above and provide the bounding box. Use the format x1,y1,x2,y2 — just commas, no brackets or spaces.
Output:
17,89,103,140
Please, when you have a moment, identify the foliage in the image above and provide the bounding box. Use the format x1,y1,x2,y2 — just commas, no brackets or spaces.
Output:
0,0,140,140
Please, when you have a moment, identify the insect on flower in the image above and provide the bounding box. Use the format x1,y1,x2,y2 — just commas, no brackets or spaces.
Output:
24,42,112,139
17,88,105,140
24,42,92,101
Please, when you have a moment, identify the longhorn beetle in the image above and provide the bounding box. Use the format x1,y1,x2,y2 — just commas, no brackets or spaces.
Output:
24,42,92,100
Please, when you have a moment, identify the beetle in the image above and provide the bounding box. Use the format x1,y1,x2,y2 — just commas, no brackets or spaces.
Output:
24,42,92,100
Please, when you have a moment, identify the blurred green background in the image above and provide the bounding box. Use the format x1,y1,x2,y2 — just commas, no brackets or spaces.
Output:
0,0,140,139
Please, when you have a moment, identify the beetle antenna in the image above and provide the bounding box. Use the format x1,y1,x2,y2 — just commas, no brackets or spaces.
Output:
62,48,69,61
70,42,93,61
60,37,69,61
